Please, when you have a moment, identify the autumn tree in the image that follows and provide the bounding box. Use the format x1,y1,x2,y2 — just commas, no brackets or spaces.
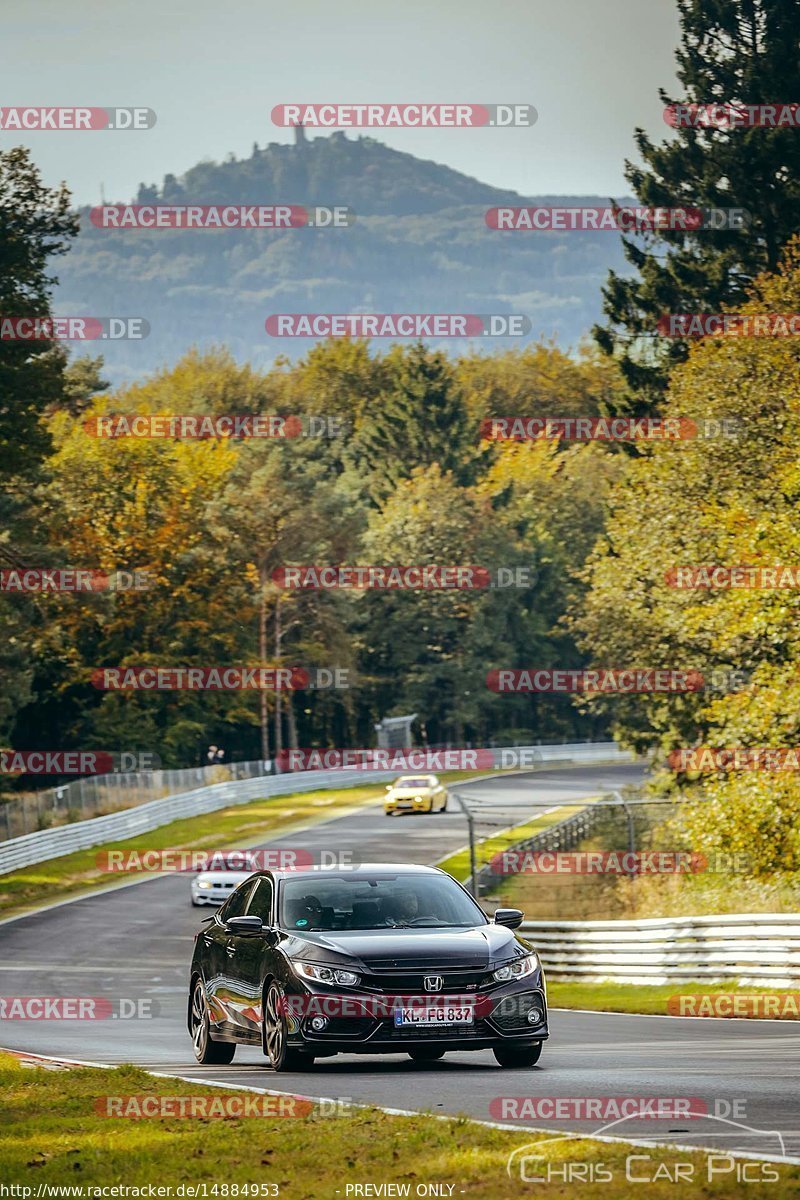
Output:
576,239,800,871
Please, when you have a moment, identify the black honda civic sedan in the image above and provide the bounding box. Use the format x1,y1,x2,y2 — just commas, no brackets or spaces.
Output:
188,863,548,1070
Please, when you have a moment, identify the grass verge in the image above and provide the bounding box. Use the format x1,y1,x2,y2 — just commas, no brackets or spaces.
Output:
548,979,800,1019
495,856,800,920
1,1054,796,1197
0,770,483,922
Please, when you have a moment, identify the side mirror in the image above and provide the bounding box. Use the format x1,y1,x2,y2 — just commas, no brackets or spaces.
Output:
226,915,264,936
385,784,392,790
493,908,524,929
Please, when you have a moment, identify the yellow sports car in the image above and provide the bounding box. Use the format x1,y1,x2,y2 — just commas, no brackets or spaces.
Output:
384,774,448,816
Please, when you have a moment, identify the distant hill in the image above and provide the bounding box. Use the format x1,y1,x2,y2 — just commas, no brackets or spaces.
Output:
55,131,631,383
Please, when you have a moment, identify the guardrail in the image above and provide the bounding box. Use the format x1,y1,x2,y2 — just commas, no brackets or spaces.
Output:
0,768,396,877
492,742,633,767
520,913,800,986
0,740,631,842
0,741,632,876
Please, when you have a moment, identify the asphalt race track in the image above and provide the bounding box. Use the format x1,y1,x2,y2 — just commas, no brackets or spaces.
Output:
2,763,799,1162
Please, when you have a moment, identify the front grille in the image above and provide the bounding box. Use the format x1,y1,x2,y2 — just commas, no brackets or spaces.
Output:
383,1020,489,1040
490,990,545,1033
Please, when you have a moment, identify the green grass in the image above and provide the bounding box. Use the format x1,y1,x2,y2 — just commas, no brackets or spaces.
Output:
548,979,800,1019
496,854,800,921
1,1054,796,1198
0,769,484,921
436,803,587,883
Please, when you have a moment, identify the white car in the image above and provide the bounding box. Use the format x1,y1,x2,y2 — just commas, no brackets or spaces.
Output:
191,870,253,907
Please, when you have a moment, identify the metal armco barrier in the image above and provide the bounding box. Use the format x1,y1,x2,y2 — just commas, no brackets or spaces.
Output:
0,741,631,876
495,742,632,768
520,913,800,986
0,769,395,877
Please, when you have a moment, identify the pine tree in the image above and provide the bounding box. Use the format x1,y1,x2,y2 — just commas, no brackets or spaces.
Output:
0,147,78,481
346,342,477,503
0,147,78,752
595,0,800,410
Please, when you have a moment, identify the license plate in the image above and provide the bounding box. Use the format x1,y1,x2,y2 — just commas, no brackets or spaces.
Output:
394,1005,474,1026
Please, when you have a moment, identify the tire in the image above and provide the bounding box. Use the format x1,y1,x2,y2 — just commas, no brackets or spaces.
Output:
263,981,314,1072
493,1041,543,1068
190,979,236,1064
408,1047,446,1062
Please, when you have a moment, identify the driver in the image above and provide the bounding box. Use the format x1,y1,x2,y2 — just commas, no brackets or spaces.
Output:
389,890,420,925
289,894,324,928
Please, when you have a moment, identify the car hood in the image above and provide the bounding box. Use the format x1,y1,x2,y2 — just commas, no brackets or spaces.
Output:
387,787,433,797
280,924,522,968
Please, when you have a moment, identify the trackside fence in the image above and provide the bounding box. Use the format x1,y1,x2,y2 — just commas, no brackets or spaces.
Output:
0,741,631,875
0,769,393,876
0,759,271,841
520,913,800,986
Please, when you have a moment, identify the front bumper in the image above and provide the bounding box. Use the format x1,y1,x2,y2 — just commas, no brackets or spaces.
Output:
385,795,432,813
284,977,548,1053
191,886,234,905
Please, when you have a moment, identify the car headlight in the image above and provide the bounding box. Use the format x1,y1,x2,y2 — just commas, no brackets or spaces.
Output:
293,961,361,987
492,953,539,983
196,880,213,889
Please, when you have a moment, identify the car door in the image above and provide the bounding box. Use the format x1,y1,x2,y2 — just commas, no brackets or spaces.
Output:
222,875,276,1044
205,877,259,1035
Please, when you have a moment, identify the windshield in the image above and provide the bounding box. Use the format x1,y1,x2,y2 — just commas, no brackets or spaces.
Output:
279,872,485,931
394,777,431,788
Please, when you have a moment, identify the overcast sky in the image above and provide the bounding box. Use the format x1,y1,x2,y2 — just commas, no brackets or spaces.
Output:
1,0,682,205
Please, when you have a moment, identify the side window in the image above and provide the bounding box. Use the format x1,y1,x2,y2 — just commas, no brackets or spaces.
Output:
219,878,256,922
246,877,274,924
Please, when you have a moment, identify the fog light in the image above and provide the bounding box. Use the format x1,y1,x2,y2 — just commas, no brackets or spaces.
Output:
527,1007,542,1024
310,1016,328,1032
